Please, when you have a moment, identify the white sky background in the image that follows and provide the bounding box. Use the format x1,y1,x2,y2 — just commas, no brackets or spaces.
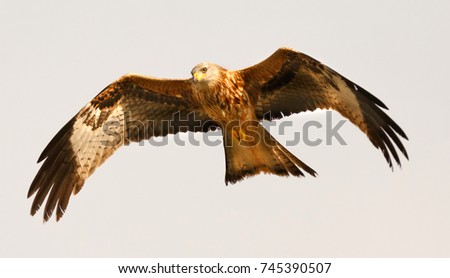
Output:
1,0,449,257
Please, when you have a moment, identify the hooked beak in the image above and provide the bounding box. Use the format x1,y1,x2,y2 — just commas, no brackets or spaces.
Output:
193,72,204,82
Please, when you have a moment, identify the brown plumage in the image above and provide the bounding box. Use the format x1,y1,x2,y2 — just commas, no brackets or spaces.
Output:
28,47,408,221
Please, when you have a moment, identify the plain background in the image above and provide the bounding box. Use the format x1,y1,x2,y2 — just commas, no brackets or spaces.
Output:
1,0,449,257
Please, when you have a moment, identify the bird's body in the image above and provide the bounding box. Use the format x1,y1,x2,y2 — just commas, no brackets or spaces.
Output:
190,62,316,184
28,48,408,221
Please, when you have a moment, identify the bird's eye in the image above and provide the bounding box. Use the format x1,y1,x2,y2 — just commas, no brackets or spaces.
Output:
201,67,207,73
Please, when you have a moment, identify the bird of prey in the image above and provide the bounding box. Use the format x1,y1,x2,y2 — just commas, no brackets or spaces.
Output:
28,47,408,222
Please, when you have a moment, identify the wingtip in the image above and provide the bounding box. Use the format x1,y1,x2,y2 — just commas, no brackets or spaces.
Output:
56,207,65,222
37,154,46,163
27,190,34,199
30,209,37,217
401,147,409,160
43,209,53,223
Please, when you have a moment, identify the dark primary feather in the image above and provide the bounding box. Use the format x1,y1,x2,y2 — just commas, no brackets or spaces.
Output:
28,74,216,221
240,47,408,167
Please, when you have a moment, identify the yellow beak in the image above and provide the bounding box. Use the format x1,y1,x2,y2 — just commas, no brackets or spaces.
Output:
193,72,204,82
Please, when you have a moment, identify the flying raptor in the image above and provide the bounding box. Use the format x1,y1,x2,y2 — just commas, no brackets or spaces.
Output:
28,48,408,221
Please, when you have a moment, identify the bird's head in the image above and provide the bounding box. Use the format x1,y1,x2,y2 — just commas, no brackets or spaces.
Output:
191,63,224,85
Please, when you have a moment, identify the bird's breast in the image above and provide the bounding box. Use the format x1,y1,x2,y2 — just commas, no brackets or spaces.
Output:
193,80,252,123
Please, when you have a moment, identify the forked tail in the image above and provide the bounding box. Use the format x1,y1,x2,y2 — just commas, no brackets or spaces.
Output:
223,123,316,184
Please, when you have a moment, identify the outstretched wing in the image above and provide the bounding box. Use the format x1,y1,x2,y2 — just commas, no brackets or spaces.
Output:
28,74,216,222
240,47,408,168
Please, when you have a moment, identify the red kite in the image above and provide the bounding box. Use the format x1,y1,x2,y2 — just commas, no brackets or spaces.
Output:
28,48,408,221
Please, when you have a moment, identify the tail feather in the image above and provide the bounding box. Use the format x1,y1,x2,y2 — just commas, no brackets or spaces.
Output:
275,142,317,177
223,123,316,184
